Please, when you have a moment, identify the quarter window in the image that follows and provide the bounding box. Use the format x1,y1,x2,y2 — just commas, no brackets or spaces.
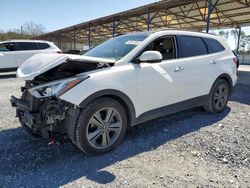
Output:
203,38,225,53
37,42,50,49
177,36,208,58
17,42,39,51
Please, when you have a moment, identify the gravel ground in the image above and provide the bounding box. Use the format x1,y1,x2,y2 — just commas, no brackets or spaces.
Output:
0,72,249,188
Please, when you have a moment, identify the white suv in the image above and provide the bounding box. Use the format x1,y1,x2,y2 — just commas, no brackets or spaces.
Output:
0,40,62,71
11,29,237,155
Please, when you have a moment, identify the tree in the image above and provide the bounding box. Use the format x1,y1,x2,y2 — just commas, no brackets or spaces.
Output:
21,21,46,36
218,30,229,41
231,29,245,48
241,35,250,53
218,30,225,36
0,21,46,41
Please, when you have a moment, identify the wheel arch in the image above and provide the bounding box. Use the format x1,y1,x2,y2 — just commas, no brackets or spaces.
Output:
79,89,136,127
213,73,233,95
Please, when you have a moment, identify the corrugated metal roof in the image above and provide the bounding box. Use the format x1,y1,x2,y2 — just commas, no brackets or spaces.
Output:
35,0,250,47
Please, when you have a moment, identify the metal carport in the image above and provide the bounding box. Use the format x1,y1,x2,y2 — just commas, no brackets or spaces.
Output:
34,0,250,50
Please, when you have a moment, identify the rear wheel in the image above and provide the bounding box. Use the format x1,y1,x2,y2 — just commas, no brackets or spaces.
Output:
74,97,127,155
204,79,230,113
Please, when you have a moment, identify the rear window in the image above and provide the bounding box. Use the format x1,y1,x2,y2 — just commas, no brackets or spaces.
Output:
203,38,225,53
177,36,208,58
37,42,50,49
17,42,39,51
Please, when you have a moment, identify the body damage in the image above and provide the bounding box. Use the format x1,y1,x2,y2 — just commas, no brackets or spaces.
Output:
11,54,114,139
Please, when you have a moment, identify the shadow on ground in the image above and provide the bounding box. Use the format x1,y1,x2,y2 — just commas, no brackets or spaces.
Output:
229,83,250,105
0,106,230,187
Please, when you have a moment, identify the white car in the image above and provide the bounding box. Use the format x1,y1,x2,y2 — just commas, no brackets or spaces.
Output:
0,40,62,71
11,29,237,155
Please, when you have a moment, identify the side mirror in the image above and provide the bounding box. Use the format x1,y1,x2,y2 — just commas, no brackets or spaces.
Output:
139,50,162,63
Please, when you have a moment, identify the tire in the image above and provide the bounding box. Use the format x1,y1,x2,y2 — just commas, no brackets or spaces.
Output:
74,97,127,155
204,79,230,113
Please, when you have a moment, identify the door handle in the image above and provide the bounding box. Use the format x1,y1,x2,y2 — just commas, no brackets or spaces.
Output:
174,66,184,72
210,60,217,64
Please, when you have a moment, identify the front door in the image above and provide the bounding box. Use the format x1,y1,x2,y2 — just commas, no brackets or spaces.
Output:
0,42,16,69
135,36,188,117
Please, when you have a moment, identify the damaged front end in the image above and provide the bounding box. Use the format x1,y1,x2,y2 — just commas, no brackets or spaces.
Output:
10,75,88,139
11,53,114,140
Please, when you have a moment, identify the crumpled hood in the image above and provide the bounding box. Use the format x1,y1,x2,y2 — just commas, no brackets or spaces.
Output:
17,53,115,80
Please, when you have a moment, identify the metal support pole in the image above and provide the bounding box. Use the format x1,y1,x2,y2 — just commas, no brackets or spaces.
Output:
112,20,116,37
73,32,76,50
88,24,91,49
206,0,212,33
48,35,52,42
236,26,241,53
57,32,62,49
147,8,150,31
21,26,23,39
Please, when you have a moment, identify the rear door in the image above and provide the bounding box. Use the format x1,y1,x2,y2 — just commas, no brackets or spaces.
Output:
0,42,16,69
176,35,213,99
15,42,38,67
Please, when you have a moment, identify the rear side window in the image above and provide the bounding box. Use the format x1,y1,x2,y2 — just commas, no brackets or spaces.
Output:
17,42,39,51
37,42,50,49
177,36,208,58
203,38,225,53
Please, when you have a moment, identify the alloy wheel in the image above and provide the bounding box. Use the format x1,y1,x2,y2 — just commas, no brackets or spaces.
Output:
213,84,228,111
86,107,122,149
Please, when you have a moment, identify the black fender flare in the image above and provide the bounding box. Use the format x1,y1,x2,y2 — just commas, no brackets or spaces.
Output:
79,89,136,126
211,73,233,95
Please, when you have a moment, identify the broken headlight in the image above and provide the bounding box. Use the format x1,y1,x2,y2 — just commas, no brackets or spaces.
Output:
29,75,89,99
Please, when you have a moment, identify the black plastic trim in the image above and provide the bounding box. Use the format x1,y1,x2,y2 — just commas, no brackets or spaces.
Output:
214,73,233,95
0,67,17,72
134,95,209,125
79,89,136,125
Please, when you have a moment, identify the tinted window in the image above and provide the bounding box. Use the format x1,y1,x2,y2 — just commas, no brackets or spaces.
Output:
203,38,225,53
0,43,14,52
17,42,38,51
37,42,50,49
177,36,208,58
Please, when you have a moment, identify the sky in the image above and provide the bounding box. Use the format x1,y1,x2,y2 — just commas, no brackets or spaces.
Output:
0,0,249,50
0,0,157,31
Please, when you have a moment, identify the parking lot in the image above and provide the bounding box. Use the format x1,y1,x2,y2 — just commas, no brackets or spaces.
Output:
0,67,249,187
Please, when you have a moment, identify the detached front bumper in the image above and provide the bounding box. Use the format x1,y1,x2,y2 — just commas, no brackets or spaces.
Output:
10,95,30,110
10,95,44,138
11,93,69,139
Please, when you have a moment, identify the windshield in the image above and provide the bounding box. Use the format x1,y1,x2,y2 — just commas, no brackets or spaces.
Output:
83,33,149,60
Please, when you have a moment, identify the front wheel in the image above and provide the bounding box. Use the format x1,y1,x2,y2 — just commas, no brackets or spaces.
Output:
74,97,127,155
204,79,230,113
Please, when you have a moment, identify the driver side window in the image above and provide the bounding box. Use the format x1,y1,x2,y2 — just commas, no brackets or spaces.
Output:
135,36,176,62
0,43,14,52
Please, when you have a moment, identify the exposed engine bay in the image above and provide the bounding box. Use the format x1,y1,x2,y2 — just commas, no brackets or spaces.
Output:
32,59,112,84
11,57,113,140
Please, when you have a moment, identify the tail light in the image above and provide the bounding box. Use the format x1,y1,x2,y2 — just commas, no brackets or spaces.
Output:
57,51,63,54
